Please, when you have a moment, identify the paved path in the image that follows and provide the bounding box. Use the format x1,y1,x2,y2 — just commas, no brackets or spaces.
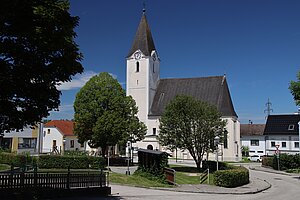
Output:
60,162,299,199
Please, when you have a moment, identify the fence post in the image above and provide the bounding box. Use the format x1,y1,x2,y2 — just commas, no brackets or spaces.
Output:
34,165,37,188
207,168,210,184
66,166,70,189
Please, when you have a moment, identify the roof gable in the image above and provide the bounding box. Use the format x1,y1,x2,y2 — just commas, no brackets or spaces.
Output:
149,76,237,117
44,120,74,136
127,13,156,57
264,114,300,135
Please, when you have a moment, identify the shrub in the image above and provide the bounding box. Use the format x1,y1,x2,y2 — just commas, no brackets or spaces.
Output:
37,155,105,169
0,152,35,167
134,167,167,184
201,160,230,172
273,154,300,170
262,156,273,167
213,166,249,188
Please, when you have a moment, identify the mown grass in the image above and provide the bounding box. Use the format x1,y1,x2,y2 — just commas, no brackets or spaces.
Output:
285,168,300,174
0,164,10,171
169,164,214,185
109,172,172,188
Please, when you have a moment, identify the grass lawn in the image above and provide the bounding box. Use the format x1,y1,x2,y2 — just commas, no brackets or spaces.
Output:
109,172,171,188
0,164,10,171
169,164,214,185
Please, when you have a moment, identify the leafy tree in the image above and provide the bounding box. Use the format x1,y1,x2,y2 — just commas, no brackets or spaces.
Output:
158,95,227,170
289,71,300,105
74,72,146,157
241,146,249,157
0,0,83,133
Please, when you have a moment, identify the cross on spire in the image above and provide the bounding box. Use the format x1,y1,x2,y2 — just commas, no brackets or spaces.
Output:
143,2,146,14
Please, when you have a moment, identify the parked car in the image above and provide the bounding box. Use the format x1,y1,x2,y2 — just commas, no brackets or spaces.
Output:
248,155,262,162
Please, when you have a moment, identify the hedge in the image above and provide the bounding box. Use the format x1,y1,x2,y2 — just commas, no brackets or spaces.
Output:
262,156,273,167
0,152,106,170
272,154,300,170
213,166,249,188
0,152,35,167
201,160,231,172
38,155,106,169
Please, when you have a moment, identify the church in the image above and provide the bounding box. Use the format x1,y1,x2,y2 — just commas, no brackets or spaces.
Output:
126,10,241,161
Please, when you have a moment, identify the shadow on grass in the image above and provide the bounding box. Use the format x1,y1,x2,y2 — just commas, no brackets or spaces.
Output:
169,165,200,173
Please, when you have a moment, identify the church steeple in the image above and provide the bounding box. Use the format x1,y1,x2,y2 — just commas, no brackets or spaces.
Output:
127,10,156,57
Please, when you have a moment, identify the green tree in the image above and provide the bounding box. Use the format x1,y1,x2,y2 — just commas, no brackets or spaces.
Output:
0,0,83,133
158,95,227,170
289,71,300,105
74,72,146,157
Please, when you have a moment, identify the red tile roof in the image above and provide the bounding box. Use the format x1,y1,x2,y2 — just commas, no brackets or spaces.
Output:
44,120,74,136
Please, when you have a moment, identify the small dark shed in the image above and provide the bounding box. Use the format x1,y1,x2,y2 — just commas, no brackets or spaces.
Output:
137,149,169,171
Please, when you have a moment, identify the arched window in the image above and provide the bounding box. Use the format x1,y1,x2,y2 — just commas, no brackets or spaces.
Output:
136,62,139,72
147,144,153,150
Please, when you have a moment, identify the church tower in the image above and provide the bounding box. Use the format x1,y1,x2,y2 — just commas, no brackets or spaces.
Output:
126,10,160,124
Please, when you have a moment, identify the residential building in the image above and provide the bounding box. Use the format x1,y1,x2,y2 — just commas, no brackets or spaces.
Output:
0,125,40,154
43,120,84,154
264,114,300,155
240,124,265,156
126,10,241,161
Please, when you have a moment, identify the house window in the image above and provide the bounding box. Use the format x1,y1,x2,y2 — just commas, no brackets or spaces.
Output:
18,138,37,149
282,142,286,148
147,144,153,150
295,142,299,148
47,129,50,134
70,140,74,148
153,63,155,73
250,140,259,146
249,150,255,153
153,128,156,135
224,130,228,149
257,151,264,153
136,62,139,72
271,142,276,147
288,124,295,130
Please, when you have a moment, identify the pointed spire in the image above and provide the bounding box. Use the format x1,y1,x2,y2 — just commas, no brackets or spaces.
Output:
127,9,156,57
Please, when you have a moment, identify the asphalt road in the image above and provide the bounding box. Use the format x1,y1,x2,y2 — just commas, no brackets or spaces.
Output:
60,163,300,200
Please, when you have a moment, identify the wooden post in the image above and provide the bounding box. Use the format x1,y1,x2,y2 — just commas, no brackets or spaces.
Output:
34,165,37,188
67,166,70,189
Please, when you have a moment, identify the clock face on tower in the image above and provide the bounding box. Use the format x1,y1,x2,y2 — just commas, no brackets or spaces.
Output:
134,52,141,60
152,53,156,61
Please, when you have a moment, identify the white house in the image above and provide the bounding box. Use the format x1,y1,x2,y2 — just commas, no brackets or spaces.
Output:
126,10,241,161
240,124,266,156
42,120,85,154
264,114,300,155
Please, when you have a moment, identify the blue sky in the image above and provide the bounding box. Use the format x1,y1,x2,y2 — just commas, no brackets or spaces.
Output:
49,0,300,124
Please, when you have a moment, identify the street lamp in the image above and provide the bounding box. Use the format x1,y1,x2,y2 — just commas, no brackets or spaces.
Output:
214,136,220,171
126,141,131,175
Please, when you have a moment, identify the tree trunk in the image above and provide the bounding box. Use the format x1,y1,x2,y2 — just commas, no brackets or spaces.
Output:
101,145,106,157
196,160,201,170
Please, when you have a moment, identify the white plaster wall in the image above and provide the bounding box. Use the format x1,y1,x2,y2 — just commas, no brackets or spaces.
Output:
127,53,149,123
42,127,63,153
221,117,241,161
241,135,266,156
64,136,83,151
266,135,300,155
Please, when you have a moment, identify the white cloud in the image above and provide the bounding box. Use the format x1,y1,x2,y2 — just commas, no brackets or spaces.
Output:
56,71,98,91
